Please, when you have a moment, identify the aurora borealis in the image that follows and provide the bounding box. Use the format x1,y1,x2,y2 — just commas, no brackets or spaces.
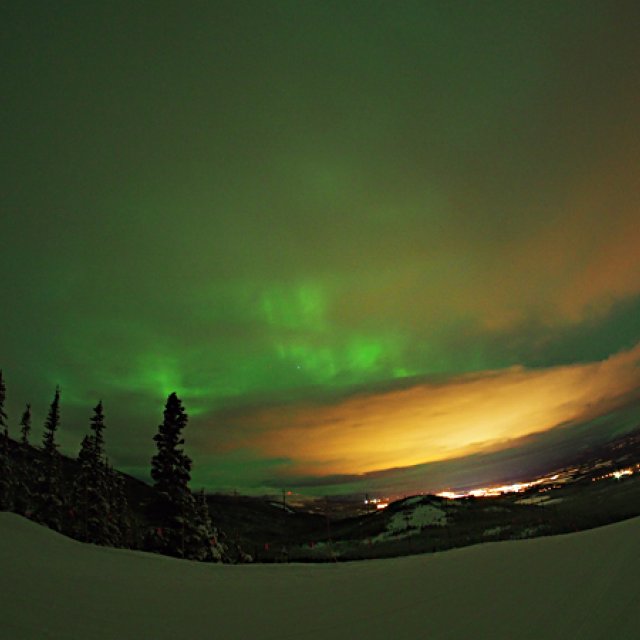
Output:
2,1,640,495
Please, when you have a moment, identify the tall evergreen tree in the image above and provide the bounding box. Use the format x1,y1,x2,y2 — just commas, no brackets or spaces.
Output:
72,402,114,544
108,468,133,548
0,370,13,510
34,387,65,531
42,387,61,453
0,371,7,440
14,404,34,515
73,434,94,540
90,400,106,457
149,393,209,560
19,404,31,445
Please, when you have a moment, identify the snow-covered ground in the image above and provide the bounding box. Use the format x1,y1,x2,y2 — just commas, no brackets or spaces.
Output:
2,512,638,639
374,503,448,541
515,493,564,506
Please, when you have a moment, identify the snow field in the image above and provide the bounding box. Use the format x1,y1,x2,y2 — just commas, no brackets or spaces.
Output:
375,504,448,541
1,512,639,639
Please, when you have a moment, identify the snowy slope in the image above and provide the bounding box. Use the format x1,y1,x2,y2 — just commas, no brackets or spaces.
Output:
374,502,448,541
1,512,638,639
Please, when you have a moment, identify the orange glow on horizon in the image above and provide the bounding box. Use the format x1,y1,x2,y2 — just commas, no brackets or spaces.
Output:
225,343,640,477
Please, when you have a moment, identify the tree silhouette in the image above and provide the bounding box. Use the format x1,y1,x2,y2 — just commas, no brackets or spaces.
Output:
0,371,7,439
73,402,129,545
108,468,133,548
149,393,211,559
19,403,31,445
34,387,65,531
0,370,13,510
73,434,95,540
14,404,34,515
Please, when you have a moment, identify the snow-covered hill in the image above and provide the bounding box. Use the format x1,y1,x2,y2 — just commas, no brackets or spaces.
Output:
1,512,638,639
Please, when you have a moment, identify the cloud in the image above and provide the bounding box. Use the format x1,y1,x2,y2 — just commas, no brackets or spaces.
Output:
206,342,640,480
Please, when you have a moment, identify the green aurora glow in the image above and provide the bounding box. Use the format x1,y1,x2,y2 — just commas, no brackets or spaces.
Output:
2,1,640,494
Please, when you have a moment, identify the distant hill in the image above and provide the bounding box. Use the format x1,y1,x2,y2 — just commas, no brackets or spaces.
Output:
6,428,640,562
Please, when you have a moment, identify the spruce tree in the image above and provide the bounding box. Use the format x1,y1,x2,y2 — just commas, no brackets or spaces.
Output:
0,371,7,440
0,370,13,510
19,403,31,445
194,489,227,561
149,393,209,559
73,434,94,540
14,404,34,515
72,402,114,545
88,402,112,543
108,469,133,548
34,387,65,531
90,400,106,459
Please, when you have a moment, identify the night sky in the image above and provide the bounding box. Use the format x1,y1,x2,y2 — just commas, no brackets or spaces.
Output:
2,1,640,496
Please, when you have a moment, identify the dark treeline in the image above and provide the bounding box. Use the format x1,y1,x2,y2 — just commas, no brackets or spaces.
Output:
0,370,230,563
